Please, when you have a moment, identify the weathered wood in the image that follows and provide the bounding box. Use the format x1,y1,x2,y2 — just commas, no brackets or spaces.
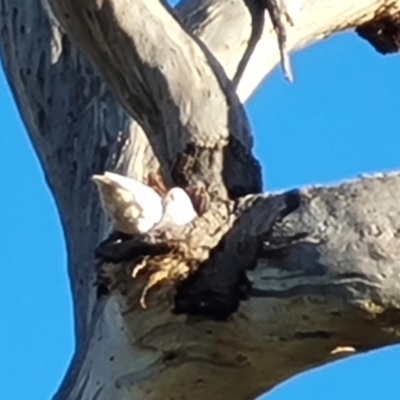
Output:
59,173,400,400
1,0,400,399
43,0,263,200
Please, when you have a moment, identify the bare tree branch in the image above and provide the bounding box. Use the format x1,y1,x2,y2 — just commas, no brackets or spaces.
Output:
177,0,400,101
44,0,262,199
1,0,400,399
58,173,400,400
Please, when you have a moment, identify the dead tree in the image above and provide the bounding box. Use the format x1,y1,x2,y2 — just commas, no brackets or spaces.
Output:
1,0,400,399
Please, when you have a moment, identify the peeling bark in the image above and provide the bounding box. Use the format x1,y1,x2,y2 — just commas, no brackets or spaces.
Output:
1,0,400,399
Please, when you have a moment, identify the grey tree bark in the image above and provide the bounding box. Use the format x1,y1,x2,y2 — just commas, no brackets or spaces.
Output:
1,0,400,399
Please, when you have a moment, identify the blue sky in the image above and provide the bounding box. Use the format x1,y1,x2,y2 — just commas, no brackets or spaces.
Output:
1,26,400,400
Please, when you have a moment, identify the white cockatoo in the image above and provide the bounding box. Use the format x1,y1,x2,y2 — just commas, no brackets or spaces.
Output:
152,187,198,231
92,172,163,234
92,171,197,234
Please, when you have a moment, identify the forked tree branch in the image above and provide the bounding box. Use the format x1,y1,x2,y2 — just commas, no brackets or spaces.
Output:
1,0,400,399
58,173,400,400
44,0,262,199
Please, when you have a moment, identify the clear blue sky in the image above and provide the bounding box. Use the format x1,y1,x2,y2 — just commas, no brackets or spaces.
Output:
1,23,400,400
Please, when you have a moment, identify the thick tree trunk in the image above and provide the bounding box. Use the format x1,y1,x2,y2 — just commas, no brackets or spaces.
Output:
1,0,400,399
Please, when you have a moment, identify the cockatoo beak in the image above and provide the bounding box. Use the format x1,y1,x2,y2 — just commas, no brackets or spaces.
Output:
162,190,175,207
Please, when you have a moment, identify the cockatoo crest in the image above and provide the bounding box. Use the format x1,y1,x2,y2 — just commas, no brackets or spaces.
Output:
92,172,197,234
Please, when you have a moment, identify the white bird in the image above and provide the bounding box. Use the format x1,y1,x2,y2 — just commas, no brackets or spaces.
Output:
92,171,197,235
153,187,198,231
92,172,163,235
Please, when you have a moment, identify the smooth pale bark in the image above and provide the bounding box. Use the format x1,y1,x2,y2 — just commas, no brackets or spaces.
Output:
0,0,400,399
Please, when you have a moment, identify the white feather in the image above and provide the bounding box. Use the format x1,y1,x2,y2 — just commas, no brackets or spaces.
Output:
153,187,198,230
92,172,197,234
92,172,163,234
